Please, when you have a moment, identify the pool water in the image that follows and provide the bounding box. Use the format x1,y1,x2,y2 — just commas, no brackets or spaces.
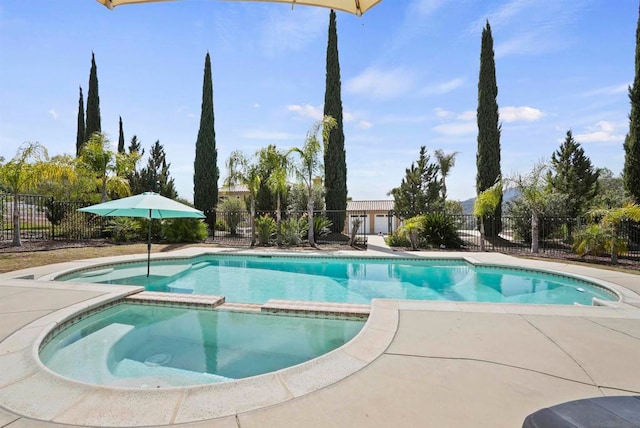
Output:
59,256,616,305
39,303,364,387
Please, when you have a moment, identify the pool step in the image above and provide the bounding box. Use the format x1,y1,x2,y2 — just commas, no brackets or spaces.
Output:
261,300,370,318
217,302,262,313
126,291,225,308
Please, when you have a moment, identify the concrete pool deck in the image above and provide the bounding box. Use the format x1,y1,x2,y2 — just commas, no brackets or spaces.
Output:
0,236,638,427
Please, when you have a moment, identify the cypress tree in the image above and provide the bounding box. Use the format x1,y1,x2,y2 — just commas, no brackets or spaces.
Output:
624,3,640,204
476,21,502,236
193,52,219,225
117,116,125,154
76,86,85,157
85,52,101,142
323,9,347,233
127,135,145,195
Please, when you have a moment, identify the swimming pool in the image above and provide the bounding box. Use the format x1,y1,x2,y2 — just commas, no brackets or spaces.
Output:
57,255,617,306
39,303,364,387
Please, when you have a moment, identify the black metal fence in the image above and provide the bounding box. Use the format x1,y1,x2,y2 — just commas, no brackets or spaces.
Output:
2,193,639,260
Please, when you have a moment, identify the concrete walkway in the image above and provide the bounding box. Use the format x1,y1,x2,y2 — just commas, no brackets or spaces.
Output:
0,240,639,427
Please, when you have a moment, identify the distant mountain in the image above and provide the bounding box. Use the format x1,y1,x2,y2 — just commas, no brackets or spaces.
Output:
460,188,520,215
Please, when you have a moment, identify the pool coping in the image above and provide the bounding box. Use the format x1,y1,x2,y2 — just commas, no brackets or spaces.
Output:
0,247,639,426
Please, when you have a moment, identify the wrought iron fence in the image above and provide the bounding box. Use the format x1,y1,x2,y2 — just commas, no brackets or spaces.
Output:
2,193,638,260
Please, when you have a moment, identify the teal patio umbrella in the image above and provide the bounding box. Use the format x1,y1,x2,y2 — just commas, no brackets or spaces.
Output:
78,192,205,276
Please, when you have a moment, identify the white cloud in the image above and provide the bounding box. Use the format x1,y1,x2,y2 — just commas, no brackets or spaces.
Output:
48,109,59,120
420,78,465,96
345,67,415,100
468,0,535,34
287,104,323,120
409,0,447,17
343,111,355,123
574,121,625,144
500,106,544,123
433,121,477,136
240,130,296,140
253,103,260,108
435,108,454,119
357,120,373,130
582,83,629,97
457,110,476,121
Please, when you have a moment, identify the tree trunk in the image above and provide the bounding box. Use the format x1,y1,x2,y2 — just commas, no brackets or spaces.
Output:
12,194,21,247
276,194,282,246
101,177,108,202
349,219,361,247
249,200,256,247
611,229,619,264
531,212,539,253
479,217,485,252
307,199,315,248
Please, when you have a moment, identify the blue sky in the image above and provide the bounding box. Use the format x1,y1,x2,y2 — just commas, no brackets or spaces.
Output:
0,0,635,202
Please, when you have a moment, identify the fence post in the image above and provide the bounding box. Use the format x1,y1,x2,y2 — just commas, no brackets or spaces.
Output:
50,197,55,240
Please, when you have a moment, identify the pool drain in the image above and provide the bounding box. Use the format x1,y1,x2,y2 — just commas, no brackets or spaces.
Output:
144,353,172,367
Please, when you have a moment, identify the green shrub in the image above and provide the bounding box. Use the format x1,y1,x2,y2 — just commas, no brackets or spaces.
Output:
215,218,227,231
420,212,463,249
255,214,276,246
57,212,98,240
300,215,333,241
162,218,208,243
107,217,143,242
218,198,244,235
280,216,307,246
386,230,411,247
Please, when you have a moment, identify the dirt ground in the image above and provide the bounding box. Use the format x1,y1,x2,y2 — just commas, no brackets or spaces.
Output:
1,238,638,275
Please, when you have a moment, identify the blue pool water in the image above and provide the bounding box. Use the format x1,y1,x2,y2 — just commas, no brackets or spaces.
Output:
40,303,364,387
58,255,616,305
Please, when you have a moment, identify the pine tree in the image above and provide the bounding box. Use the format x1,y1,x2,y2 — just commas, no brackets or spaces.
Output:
76,86,85,157
193,52,219,226
548,130,600,220
389,146,441,219
127,135,145,195
139,140,178,198
624,3,640,204
476,21,502,236
323,9,347,233
117,116,125,154
85,52,101,141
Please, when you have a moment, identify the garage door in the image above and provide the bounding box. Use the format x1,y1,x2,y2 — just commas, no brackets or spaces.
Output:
374,214,391,235
348,215,367,234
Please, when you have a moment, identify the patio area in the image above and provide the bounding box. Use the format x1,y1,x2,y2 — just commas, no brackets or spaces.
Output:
0,236,639,427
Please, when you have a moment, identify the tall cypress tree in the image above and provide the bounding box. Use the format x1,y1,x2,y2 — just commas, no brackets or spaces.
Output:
476,21,502,236
76,86,85,157
85,52,101,142
117,116,125,154
624,3,640,204
323,9,347,233
193,52,218,225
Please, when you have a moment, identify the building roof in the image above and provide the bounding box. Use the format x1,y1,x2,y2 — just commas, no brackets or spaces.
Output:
347,200,394,212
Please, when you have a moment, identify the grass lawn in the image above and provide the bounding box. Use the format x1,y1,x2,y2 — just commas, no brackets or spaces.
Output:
0,242,221,274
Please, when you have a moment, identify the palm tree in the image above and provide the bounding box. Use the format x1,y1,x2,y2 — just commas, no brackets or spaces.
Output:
289,116,336,247
257,145,290,245
226,150,261,246
577,203,640,264
79,132,138,202
509,162,554,253
0,142,75,246
434,149,458,202
473,179,502,251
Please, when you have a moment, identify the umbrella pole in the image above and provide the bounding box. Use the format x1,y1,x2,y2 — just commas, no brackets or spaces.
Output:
147,211,152,277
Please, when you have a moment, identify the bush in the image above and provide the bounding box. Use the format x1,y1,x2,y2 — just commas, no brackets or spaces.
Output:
215,218,227,231
420,212,463,249
56,212,98,240
300,215,333,242
280,216,307,246
107,217,143,242
218,198,245,235
162,218,208,243
506,194,568,243
255,214,276,246
386,230,411,247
